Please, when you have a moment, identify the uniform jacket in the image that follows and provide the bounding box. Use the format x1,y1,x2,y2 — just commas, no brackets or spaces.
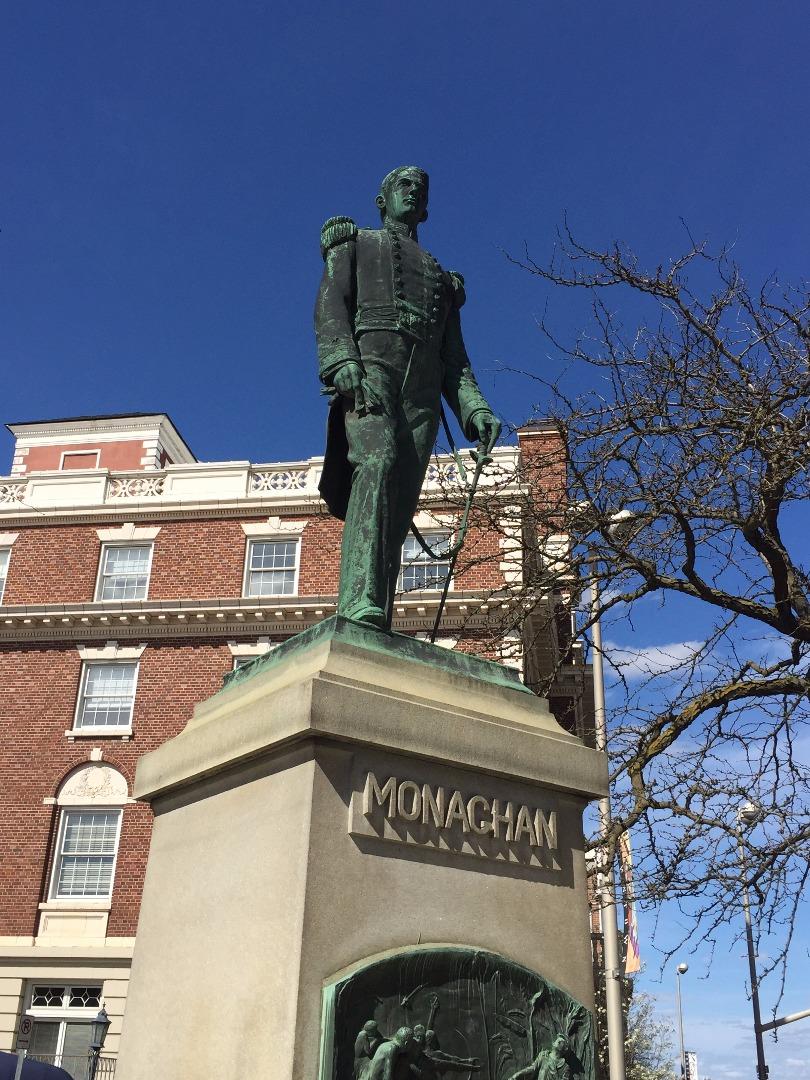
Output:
314,221,492,519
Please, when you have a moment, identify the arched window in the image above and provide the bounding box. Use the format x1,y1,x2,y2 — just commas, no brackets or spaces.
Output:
49,764,128,901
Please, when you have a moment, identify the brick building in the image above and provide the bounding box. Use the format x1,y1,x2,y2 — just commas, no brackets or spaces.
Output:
0,412,589,1075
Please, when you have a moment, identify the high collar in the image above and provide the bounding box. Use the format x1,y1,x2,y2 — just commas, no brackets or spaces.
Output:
384,218,419,242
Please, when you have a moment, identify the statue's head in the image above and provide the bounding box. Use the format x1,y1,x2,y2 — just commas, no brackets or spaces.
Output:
363,1020,379,1035
412,1024,426,1046
376,166,429,226
393,1026,413,1047
425,1029,438,1049
552,1035,569,1055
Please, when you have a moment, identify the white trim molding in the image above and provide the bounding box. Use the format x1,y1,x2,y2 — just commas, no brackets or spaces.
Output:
56,763,129,805
0,532,20,547
227,637,277,657
412,510,455,531
96,522,161,542
240,516,308,537
76,641,147,660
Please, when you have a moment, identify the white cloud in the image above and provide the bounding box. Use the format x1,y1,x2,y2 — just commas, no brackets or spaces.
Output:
602,639,704,681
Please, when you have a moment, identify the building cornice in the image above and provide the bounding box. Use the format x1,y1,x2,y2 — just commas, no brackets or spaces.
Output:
0,592,516,643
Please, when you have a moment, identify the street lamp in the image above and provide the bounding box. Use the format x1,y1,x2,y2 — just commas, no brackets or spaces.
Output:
736,803,768,1080
88,1006,111,1080
675,962,688,1078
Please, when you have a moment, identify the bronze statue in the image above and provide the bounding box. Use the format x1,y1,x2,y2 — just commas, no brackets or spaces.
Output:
315,166,500,629
367,1026,414,1080
507,1034,572,1080
355,1019,384,1079
421,1029,482,1077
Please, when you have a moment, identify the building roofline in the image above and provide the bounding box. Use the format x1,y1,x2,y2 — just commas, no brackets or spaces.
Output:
6,412,197,463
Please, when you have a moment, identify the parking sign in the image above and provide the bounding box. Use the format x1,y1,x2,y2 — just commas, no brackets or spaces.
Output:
16,1014,33,1051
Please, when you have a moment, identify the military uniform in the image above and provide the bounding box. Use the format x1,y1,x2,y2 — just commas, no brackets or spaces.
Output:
315,216,494,626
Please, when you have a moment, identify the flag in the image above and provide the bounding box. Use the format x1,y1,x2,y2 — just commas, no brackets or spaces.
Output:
618,832,641,974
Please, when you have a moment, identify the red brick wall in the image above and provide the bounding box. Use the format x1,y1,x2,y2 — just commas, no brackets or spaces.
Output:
2,516,351,606
22,441,148,474
0,640,234,937
1,511,505,607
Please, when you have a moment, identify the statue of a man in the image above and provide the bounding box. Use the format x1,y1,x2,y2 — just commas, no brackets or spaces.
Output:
367,1026,414,1080
315,166,501,629
507,1035,571,1080
355,1019,385,1079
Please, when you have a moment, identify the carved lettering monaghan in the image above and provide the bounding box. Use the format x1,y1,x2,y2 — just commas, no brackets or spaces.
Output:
363,773,397,817
361,772,558,852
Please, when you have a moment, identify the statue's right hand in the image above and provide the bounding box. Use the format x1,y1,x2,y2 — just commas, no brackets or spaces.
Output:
332,362,364,398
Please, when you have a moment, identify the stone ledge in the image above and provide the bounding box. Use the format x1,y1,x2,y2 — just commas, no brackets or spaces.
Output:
135,618,607,804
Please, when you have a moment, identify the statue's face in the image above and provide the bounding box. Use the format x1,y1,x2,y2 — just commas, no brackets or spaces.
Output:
552,1036,567,1054
379,171,428,226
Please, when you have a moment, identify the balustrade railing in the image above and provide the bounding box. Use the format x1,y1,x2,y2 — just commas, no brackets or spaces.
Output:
28,1054,116,1078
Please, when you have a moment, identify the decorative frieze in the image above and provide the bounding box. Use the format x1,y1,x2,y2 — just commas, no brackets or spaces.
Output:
0,447,524,524
108,476,166,498
0,483,26,504
249,468,311,493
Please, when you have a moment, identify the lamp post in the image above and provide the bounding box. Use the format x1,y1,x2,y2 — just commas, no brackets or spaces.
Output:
736,803,768,1080
590,566,626,1080
675,962,688,1078
88,1006,111,1080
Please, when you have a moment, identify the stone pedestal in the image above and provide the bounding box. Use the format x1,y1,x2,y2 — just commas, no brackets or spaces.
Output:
115,618,607,1080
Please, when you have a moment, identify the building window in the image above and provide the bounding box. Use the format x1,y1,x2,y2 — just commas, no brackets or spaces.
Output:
96,543,152,601
244,539,299,597
50,810,122,900
23,983,103,1077
60,450,100,470
75,661,138,730
398,532,452,592
0,548,9,602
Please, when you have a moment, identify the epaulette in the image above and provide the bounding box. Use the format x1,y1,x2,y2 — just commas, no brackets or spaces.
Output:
448,270,466,308
320,216,358,260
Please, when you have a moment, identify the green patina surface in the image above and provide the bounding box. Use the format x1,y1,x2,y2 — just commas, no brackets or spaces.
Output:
314,166,501,632
220,615,532,696
319,946,595,1080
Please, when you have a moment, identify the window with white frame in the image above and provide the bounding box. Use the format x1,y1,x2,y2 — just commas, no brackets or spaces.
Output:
244,539,299,597
398,532,452,592
74,661,138,730
0,548,9,602
50,809,122,900
23,983,103,1075
96,543,152,601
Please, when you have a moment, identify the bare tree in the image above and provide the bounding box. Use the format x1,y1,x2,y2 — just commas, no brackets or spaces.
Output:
438,230,809,1001
623,989,678,1080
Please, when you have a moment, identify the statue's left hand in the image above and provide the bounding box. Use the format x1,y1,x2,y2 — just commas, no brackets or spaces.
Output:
471,413,501,455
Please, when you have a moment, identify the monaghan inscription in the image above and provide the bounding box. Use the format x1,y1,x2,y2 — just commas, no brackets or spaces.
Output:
350,771,560,868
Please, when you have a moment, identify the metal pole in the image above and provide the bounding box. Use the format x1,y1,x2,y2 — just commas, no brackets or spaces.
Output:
760,1007,810,1032
737,831,768,1080
675,964,688,1078
590,566,626,1080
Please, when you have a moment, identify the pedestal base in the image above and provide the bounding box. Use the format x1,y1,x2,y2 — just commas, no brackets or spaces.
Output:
115,618,607,1079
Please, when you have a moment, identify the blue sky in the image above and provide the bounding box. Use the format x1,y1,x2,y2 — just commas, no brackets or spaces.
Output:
2,3,809,1075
